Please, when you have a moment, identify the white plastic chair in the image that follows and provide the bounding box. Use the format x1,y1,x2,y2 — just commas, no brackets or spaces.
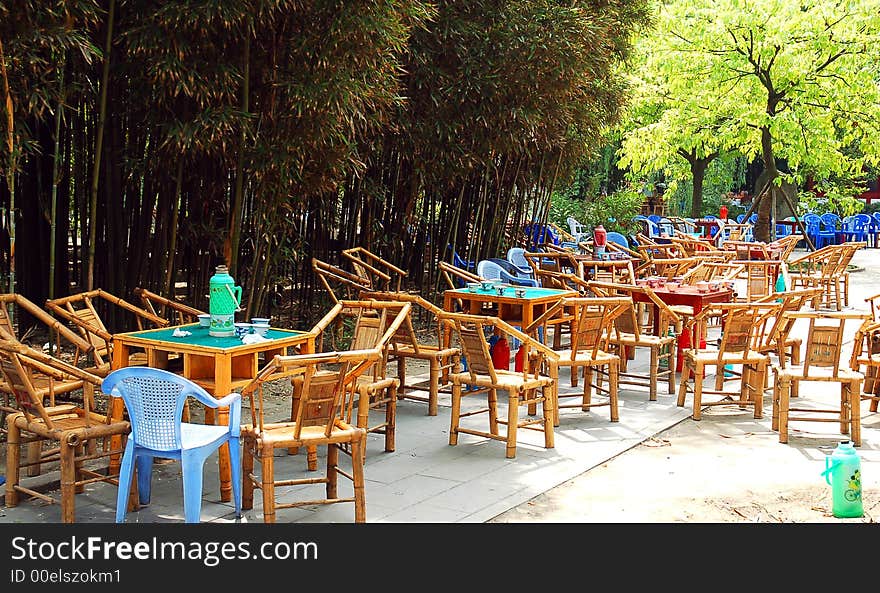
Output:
103,367,242,523
567,216,590,243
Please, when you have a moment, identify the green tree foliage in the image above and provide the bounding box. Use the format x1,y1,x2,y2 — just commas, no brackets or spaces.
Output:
619,0,880,240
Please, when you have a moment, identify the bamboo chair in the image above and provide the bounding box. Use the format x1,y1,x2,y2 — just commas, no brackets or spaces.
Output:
850,318,880,414
677,302,781,421
133,287,205,325
342,247,408,292
307,300,412,461
586,282,679,401
45,289,168,374
359,290,460,416
439,260,485,291
771,311,870,445
528,297,630,425
1,339,131,523
788,242,863,310
438,312,558,458
312,257,372,304
0,294,99,412
240,350,378,523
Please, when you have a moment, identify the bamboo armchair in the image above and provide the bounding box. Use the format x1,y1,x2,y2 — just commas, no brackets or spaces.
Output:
850,318,880,414
359,290,460,416
586,282,679,401
1,339,131,523
133,287,205,325
788,242,864,310
240,350,378,523
342,247,408,292
438,312,558,458
308,299,412,459
45,289,168,374
527,296,630,425
771,310,870,445
313,257,372,303
439,260,484,291
677,302,781,421
0,294,99,411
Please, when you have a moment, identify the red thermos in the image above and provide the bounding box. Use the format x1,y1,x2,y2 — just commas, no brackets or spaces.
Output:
491,336,510,370
719,205,728,220
593,225,607,257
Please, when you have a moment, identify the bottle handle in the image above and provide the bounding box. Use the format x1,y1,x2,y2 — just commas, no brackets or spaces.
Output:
821,458,838,485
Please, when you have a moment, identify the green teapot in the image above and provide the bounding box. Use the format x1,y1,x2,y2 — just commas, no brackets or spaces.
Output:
209,265,242,337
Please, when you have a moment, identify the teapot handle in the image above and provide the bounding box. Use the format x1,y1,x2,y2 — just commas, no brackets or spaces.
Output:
226,284,243,310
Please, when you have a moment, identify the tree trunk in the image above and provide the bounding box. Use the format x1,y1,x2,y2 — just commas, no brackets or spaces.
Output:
86,0,115,290
755,125,777,243
0,36,16,304
228,33,250,275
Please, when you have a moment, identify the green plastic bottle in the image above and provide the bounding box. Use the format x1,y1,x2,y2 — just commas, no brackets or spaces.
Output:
821,441,863,518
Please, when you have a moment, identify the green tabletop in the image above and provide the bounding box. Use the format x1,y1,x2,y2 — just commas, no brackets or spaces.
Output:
124,323,309,349
450,286,571,299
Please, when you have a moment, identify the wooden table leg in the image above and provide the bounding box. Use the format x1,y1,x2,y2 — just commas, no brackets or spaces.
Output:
212,355,233,503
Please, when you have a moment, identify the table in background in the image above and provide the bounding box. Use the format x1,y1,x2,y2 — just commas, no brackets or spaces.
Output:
631,284,734,369
112,322,315,502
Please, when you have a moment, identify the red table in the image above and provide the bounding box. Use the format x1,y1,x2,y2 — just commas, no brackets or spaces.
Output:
631,284,735,369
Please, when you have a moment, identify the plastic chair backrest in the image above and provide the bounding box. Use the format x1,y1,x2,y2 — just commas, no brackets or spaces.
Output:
820,212,840,229
605,231,629,249
477,259,519,285
506,247,532,274
103,367,208,451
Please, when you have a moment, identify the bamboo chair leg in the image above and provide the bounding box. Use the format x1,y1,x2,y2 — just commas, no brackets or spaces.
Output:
26,441,42,477
5,421,20,508
242,438,254,511
542,385,555,449
506,390,518,459
649,347,658,401
428,358,440,417
260,442,276,524
692,362,704,420
609,360,619,422
60,438,76,524
777,378,792,443
327,442,338,500
449,382,462,446
351,438,366,523
488,388,499,436
583,366,593,410
850,380,862,447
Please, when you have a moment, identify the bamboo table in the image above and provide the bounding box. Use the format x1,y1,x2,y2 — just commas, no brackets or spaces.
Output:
441,285,576,379
111,322,315,502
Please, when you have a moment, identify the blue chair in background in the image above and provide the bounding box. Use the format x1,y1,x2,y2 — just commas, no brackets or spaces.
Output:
633,215,661,239
477,259,540,287
820,212,841,244
103,367,242,524
605,231,630,249
447,244,476,271
840,215,869,244
506,247,535,279
524,222,561,247
802,213,834,249
854,213,875,247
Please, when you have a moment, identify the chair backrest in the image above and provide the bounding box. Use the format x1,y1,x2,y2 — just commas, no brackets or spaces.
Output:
439,312,558,385
567,216,588,238
820,212,840,230
506,247,533,275
439,260,485,290
564,297,631,360
694,303,780,360
476,259,538,286
605,231,629,249
45,289,168,367
0,343,57,426
134,287,205,325
102,367,207,452
241,350,380,436
342,247,408,292
312,258,373,303
587,283,680,340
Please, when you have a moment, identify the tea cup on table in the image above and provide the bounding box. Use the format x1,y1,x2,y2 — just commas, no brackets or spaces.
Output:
496,286,508,297
252,322,270,337
234,322,252,339
514,288,526,298
197,313,211,328
481,281,495,291
467,282,480,293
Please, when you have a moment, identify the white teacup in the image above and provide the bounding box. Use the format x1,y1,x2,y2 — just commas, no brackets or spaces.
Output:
197,314,211,328
252,323,270,337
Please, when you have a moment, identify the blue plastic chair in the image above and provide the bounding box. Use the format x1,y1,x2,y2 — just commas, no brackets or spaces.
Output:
803,213,834,248
103,367,242,524
820,212,841,244
605,231,630,249
447,244,476,271
524,223,560,247
506,247,534,278
478,259,539,287
841,215,868,243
